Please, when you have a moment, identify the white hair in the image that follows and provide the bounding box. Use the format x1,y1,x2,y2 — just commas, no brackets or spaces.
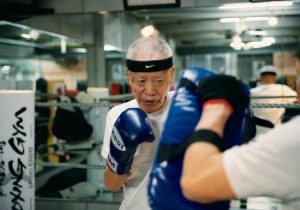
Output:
126,37,173,60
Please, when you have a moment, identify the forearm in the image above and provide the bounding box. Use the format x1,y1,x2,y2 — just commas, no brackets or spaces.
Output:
104,166,127,192
195,103,231,136
181,104,236,203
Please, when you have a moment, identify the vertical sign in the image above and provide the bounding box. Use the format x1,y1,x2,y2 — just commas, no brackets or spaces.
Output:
0,90,35,210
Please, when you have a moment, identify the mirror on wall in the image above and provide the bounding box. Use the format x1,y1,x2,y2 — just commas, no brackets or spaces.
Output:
105,1,300,95
127,1,299,82
0,20,87,90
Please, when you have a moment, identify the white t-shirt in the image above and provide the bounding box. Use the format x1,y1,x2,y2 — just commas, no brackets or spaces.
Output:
101,91,174,210
250,84,297,134
224,116,300,210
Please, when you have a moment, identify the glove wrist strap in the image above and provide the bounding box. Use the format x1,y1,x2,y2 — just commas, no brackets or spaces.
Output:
156,129,224,162
186,129,225,152
107,153,131,175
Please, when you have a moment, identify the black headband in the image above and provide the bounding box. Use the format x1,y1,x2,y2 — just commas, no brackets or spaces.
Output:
126,57,173,72
261,72,277,76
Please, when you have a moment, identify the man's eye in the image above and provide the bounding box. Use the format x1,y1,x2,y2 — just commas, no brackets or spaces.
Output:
137,80,146,85
154,80,164,85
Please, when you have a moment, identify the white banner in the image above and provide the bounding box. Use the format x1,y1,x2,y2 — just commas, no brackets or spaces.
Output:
0,90,35,210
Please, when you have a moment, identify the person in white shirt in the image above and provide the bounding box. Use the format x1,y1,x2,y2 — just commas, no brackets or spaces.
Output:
169,63,300,210
250,65,297,134
101,37,175,210
181,102,300,210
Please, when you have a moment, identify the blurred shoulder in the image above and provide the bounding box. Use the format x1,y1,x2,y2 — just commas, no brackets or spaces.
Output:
167,90,175,100
108,99,139,117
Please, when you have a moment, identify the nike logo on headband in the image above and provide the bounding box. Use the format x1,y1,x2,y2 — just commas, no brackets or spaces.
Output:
145,64,155,69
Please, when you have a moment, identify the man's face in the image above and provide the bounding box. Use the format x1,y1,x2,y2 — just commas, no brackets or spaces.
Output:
260,74,277,84
127,68,174,113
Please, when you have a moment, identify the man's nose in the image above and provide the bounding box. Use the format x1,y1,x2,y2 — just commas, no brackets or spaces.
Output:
144,82,156,95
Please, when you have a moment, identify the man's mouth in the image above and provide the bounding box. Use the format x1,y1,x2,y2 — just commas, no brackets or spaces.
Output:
142,99,157,106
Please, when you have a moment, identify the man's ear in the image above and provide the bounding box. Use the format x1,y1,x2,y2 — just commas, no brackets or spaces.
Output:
170,65,175,73
126,68,132,84
170,66,175,80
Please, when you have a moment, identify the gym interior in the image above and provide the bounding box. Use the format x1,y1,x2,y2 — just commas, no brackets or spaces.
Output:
0,0,299,210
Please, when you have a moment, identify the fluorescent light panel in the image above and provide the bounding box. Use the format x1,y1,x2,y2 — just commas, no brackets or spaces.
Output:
104,44,123,52
245,16,269,21
230,36,275,50
219,1,293,10
21,33,31,39
220,18,240,23
61,39,67,54
248,30,267,36
220,16,278,26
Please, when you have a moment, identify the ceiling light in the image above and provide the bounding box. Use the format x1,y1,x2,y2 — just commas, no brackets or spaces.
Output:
247,37,275,49
219,1,293,10
230,35,275,50
1,65,11,74
220,18,240,23
98,11,109,14
29,30,39,39
246,41,269,49
230,42,245,50
246,37,275,48
245,16,278,26
262,37,276,45
231,35,245,50
140,25,156,37
104,44,123,52
248,30,267,36
268,17,278,26
21,33,31,39
104,44,115,51
73,48,87,53
245,16,269,22
221,16,277,24
61,39,67,54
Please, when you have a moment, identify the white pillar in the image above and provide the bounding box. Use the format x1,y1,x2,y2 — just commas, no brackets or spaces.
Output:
0,90,35,210
86,87,109,194
87,14,106,88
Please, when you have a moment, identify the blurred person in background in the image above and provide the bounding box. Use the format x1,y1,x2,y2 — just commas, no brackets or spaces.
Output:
282,50,300,122
250,65,297,135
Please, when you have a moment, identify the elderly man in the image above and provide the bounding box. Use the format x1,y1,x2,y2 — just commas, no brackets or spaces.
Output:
101,37,175,210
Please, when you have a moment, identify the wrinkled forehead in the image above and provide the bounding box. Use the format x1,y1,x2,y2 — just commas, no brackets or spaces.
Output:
133,54,165,61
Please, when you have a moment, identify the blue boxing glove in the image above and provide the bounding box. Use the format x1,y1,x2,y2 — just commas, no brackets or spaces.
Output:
148,68,250,210
107,108,155,175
